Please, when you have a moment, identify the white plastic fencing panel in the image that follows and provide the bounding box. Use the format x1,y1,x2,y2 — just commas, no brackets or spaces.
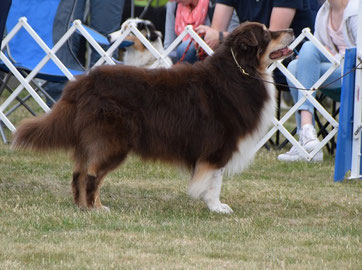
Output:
350,0,362,179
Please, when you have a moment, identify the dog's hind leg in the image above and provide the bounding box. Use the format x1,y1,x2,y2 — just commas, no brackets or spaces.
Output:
72,161,88,209
188,162,233,214
85,152,128,210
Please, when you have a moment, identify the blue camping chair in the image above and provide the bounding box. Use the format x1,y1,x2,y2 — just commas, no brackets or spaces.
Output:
0,0,132,143
0,0,83,91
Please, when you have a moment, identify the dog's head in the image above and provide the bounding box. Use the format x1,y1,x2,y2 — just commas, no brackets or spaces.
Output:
225,22,294,70
108,18,172,67
109,18,163,52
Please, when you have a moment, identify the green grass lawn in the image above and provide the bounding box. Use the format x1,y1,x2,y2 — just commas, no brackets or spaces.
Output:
0,88,360,269
0,140,361,269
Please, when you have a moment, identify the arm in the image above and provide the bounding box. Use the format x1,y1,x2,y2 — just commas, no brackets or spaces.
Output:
211,3,234,31
269,7,296,30
196,3,234,49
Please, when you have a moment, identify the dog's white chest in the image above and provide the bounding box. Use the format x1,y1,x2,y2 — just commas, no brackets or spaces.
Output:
225,72,276,175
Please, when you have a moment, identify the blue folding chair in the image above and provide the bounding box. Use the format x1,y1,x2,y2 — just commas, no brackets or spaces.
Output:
1,0,84,80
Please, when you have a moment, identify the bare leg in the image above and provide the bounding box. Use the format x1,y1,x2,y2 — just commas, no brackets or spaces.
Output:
300,110,313,127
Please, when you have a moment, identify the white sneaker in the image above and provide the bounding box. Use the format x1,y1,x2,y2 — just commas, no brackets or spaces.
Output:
277,144,305,162
278,124,324,162
301,124,323,162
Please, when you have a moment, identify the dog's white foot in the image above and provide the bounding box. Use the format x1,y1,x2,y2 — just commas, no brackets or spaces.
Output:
94,205,110,212
101,206,110,212
207,201,233,214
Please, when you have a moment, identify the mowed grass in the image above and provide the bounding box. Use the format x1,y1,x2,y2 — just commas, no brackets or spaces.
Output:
0,140,361,269
0,90,361,269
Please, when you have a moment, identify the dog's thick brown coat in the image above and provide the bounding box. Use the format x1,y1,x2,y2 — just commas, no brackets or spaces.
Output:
13,22,293,212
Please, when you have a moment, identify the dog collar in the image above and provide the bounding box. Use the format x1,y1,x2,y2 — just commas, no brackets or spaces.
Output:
230,48,249,76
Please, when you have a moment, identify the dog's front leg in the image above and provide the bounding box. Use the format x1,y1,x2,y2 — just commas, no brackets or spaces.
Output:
188,163,233,214
202,168,233,214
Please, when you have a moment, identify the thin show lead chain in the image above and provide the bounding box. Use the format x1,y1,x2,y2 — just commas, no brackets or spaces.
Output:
230,48,362,91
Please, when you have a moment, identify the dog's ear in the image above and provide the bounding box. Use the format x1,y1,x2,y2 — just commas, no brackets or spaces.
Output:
146,24,159,42
148,30,159,42
240,30,258,49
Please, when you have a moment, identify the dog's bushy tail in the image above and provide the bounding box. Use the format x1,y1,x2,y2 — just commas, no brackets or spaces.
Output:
12,79,81,152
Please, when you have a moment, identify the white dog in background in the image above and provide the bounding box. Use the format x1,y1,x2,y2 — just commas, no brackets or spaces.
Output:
109,19,172,68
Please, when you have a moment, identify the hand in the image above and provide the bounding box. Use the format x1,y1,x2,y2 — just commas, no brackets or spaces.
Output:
196,25,220,50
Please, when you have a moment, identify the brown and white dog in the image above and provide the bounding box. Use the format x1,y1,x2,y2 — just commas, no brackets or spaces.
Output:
13,22,293,213
108,19,172,68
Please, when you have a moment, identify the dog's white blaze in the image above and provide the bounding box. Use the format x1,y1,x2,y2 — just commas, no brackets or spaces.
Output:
225,71,276,175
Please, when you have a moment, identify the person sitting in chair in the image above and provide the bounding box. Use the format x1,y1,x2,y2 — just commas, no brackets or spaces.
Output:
278,0,359,162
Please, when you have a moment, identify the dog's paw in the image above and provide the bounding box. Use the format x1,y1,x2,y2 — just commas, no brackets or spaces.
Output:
208,202,234,214
101,206,110,212
93,205,110,212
